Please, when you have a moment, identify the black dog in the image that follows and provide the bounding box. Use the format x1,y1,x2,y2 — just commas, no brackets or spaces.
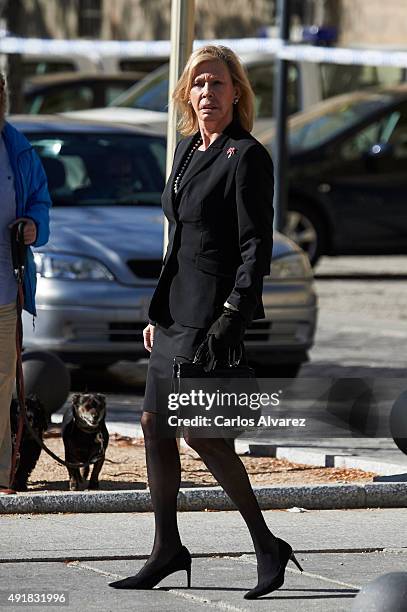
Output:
62,393,109,491
10,396,49,491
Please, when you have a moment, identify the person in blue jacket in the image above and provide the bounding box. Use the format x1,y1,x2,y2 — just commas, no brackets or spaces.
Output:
0,73,51,494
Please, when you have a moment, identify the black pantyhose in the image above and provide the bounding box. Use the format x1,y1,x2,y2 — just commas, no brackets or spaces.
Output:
184,435,281,586
141,413,183,561
110,413,184,588
126,412,281,589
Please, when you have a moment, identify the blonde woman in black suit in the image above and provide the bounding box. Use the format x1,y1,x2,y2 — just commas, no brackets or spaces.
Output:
110,45,302,600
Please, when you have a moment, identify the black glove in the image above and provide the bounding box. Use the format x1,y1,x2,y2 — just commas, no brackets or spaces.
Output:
193,309,247,372
207,308,246,349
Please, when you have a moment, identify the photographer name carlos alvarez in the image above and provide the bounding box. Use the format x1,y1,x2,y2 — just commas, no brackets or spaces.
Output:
167,414,307,428
166,390,307,429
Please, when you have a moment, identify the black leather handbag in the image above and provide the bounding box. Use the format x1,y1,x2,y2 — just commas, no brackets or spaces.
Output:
172,337,257,439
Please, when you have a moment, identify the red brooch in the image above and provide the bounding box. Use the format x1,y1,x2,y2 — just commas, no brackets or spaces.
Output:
226,147,237,158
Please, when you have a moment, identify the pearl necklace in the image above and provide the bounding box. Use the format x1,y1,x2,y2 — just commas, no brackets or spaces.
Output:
173,137,203,194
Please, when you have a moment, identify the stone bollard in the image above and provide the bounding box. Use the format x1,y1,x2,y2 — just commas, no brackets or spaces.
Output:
351,572,407,612
21,350,71,415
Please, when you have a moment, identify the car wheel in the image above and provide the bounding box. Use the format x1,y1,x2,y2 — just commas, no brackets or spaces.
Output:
393,437,407,456
285,202,327,266
390,392,407,456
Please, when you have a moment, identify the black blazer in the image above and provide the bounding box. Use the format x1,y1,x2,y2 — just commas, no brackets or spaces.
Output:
148,120,274,329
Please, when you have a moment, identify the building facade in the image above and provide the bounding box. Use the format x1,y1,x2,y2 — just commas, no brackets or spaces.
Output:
4,0,407,47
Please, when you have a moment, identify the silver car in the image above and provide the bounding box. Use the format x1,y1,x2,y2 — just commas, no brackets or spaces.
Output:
12,116,317,377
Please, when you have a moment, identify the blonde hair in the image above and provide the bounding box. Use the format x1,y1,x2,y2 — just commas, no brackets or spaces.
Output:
173,45,254,136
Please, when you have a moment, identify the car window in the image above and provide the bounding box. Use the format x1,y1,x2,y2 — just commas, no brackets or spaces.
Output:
386,103,407,158
340,103,407,160
149,141,166,175
26,86,95,114
22,61,76,79
111,68,169,111
29,133,166,206
105,84,134,105
340,113,399,160
320,64,406,99
119,59,165,73
287,93,395,153
248,62,299,117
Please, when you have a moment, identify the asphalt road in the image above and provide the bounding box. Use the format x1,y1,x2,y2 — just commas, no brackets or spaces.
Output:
306,255,407,378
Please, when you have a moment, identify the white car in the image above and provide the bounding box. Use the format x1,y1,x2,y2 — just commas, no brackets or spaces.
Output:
63,53,406,137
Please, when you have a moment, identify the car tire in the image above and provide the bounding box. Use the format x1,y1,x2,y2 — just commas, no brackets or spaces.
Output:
285,201,327,266
393,437,407,456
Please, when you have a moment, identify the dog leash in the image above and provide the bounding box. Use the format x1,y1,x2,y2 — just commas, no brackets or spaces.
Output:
13,405,106,470
12,401,107,471
9,222,28,488
9,223,106,479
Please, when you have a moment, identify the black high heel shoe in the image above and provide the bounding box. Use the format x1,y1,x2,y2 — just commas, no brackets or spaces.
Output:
109,545,192,590
244,537,303,600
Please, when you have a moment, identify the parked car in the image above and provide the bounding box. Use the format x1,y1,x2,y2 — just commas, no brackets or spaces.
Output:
64,55,407,138
258,84,407,264
62,55,308,135
100,55,167,75
11,115,317,376
20,54,99,78
20,51,166,80
23,72,144,114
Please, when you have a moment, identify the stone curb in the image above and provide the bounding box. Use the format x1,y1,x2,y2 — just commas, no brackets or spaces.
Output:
248,443,407,477
1,482,406,514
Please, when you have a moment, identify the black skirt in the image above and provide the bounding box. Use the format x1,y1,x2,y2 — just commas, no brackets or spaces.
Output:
143,321,207,415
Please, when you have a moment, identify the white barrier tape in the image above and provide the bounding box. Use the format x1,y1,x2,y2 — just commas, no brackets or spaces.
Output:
0,36,281,57
0,36,170,57
198,38,282,55
3,35,407,69
277,44,407,68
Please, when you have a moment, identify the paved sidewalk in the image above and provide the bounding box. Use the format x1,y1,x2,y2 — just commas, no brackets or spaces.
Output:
247,438,407,479
1,508,407,611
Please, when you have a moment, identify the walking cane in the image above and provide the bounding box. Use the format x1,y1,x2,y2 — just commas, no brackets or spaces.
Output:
9,221,27,489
